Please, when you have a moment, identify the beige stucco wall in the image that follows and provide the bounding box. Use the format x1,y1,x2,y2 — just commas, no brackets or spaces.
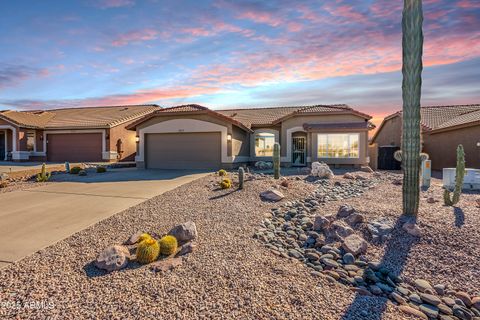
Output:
373,116,402,147
109,119,139,162
423,125,480,170
232,125,250,157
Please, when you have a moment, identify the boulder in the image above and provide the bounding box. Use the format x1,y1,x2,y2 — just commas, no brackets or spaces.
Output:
343,172,356,180
367,219,394,243
329,221,354,239
313,215,330,231
260,190,285,202
0,173,8,181
403,222,422,237
94,245,130,272
455,291,472,307
337,205,355,218
176,242,196,256
342,234,367,256
399,305,428,320
415,279,434,293
345,212,365,226
168,221,198,243
310,162,334,179
125,231,143,245
150,257,183,272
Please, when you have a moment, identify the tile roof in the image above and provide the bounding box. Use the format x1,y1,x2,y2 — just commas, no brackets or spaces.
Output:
303,122,373,130
0,105,159,129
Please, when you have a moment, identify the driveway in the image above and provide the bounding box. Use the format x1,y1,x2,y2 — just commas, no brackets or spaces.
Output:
0,168,208,269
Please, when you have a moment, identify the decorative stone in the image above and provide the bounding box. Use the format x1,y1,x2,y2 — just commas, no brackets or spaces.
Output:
328,221,354,240
442,297,456,307
310,162,334,179
125,231,143,245
0,173,8,181
343,172,356,180
434,284,446,296
415,279,434,293
437,303,453,315
349,287,372,296
345,212,365,226
94,245,130,272
403,222,422,237
452,304,474,320
337,205,355,218
419,304,439,319
78,170,87,176
342,234,367,256
391,292,407,305
399,305,428,320
343,253,355,265
176,242,196,256
260,190,285,202
419,292,442,306
455,292,472,307
313,215,330,231
410,293,423,304
369,284,383,295
427,197,436,203
150,257,183,272
321,258,339,268
168,221,198,243
472,296,480,309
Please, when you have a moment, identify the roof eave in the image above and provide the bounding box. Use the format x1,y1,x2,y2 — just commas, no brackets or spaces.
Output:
426,120,480,134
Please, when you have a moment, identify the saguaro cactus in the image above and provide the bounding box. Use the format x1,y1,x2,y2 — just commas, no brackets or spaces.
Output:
444,145,465,206
273,143,280,179
401,0,424,216
238,167,245,189
36,163,51,182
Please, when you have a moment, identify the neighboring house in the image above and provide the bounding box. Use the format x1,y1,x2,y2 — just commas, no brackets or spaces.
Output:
127,104,375,170
0,105,158,162
371,104,480,170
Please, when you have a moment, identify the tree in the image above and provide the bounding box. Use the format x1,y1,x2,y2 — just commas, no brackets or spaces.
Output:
401,0,423,215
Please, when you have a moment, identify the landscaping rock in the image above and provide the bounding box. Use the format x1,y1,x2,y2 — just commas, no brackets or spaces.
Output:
452,304,474,320
337,204,355,218
343,172,356,180
419,304,439,318
434,284,446,296
403,222,422,237
419,292,442,306
0,173,8,181
456,292,472,307
415,279,434,293
176,242,196,256
310,162,334,179
342,253,355,265
427,197,436,203
367,219,393,243
399,305,428,319
342,234,367,256
168,221,198,243
472,297,480,309
260,190,285,202
345,212,365,226
313,215,330,231
327,221,354,240
78,170,87,176
150,257,183,272
94,245,130,272
125,231,144,245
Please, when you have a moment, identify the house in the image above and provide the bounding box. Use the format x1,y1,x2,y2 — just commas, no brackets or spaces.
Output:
127,104,375,170
371,104,480,170
0,105,158,162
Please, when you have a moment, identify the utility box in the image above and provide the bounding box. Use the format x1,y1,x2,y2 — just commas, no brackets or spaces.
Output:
443,168,480,190
421,160,431,188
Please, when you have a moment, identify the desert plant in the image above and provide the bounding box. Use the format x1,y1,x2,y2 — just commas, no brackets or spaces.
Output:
444,145,465,206
158,235,178,256
136,238,160,264
138,233,153,243
238,167,245,189
36,163,51,182
65,162,70,173
273,142,280,179
96,166,107,173
218,169,227,176
0,181,8,188
70,166,82,174
220,178,232,189
401,0,424,216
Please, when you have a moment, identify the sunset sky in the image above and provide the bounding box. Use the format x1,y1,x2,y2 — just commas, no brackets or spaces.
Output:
0,0,479,126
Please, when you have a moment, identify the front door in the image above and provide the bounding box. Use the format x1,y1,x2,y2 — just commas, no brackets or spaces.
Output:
0,131,5,161
292,136,306,166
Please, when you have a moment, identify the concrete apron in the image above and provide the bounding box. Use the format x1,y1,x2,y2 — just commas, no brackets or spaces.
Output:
0,172,207,268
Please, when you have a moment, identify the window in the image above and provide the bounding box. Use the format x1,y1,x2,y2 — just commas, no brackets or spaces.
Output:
317,134,359,158
255,132,275,157
26,131,35,152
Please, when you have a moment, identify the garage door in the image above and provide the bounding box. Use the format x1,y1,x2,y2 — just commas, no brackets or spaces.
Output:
47,133,103,162
146,132,221,169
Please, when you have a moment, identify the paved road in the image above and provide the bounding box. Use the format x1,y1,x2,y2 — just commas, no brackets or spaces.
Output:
0,168,208,267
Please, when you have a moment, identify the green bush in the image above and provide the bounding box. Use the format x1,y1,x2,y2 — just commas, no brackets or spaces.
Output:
96,166,107,173
70,167,82,174
158,235,178,256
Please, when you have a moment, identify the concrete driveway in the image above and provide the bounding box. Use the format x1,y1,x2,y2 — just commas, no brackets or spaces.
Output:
0,168,208,269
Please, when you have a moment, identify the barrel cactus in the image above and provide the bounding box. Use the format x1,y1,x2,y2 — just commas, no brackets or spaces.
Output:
36,163,51,182
138,233,153,243
273,142,280,179
444,145,465,206
220,178,232,189
136,238,160,264
158,235,178,256
238,167,245,189
218,169,227,177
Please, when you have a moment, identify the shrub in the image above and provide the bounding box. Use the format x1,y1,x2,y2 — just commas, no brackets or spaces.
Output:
158,235,178,256
96,166,107,173
70,166,82,174
220,178,232,189
36,163,51,182
136,238,160,264
218,169,227,176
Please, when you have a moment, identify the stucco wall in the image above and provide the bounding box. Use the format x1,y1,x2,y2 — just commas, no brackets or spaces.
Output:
423,125,480,170
232,125,250,157
109,119,139,162
373,116,402,147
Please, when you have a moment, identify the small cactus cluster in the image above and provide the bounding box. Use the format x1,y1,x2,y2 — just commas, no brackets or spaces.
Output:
273,143,281,179
220,178,232,189
136,237,160,264
218,169,227,177
70,166,82,174
96,166,107,173
158,235,178,256
36,163,51,182
238,167,245,189
444,144,465,206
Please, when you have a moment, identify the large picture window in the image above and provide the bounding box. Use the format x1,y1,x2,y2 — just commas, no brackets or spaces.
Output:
317,133,359,158
255,132,275,157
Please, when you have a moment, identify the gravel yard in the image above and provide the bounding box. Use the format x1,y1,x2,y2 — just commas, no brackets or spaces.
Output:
0,171,478,319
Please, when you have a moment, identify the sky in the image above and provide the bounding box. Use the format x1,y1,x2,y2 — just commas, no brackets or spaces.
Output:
0,0,479,126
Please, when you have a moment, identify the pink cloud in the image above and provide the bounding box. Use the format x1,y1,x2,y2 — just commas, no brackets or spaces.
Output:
111,28,159,47
457,0,480,9
94,0,135,9
236,10,281,27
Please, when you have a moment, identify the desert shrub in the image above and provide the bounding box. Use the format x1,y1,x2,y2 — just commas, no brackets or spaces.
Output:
158,235,178,256
136,238,160,264
219,178,232,189
218,169,227,176
96,166,107,173
70,167,82,174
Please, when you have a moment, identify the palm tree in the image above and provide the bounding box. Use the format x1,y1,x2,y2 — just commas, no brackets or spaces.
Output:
401,0,423,215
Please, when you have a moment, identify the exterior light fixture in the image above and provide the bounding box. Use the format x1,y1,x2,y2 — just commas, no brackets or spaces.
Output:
227,134,232,141
135,136,140,143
